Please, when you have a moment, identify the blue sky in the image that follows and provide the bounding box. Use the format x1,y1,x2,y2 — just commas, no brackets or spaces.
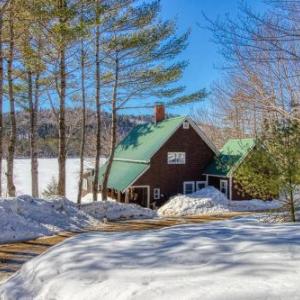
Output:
5,1,268,116
159,0,268,116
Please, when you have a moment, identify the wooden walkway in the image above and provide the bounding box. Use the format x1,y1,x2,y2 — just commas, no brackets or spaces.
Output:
0,212,246,283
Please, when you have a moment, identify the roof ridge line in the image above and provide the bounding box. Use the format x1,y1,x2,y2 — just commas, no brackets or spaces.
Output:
146,115,186,124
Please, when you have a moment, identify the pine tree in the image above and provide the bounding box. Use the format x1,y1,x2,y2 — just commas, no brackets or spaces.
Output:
20,1,44,197
77,2,90,205
42,176,59,198
100,0,206,200
235,119,300,222
41,0,87,196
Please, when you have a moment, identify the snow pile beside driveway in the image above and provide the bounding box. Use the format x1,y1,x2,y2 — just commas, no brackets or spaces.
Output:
0,195,98,243
1,217,300,300
158,186,282,217
81,200,157,221
158,186,230,217
0,194,156,243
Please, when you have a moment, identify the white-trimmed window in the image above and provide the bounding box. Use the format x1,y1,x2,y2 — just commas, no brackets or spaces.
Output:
153,188,160,200
183,120,190,129
168,152,186,164
220,180,228,197
196,181,207,191
183,181,195,194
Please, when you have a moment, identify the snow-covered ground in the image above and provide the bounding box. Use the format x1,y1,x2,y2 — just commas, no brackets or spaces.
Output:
1,158,105,202
0,195,98,243
81,200,157,221
81,192,114,204
229,198,282,211
0,196,157,243
1,217,299,300
158,186,282,217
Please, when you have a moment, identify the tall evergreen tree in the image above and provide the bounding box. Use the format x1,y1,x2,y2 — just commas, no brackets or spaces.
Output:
77,2,90,204
235,119,300,222
14,0,46,197
100,0,206,200
40,0,86,196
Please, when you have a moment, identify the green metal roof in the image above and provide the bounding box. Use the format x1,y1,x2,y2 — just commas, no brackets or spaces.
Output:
99,160,149,192
98,116,186,191
204,138,255,177
114,116,186,162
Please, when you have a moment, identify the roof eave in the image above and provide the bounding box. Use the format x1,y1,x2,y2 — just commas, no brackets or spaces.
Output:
226,142,256,176
121,164,151,193
203,173,229,178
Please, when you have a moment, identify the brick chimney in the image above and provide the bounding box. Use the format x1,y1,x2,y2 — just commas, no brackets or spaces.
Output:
154,103,165,123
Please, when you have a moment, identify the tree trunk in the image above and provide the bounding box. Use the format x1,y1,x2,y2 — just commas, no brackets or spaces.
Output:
0,0,9,198
102,55,119,201
93,0,101,202
28,70,39,197
6,2,16,197
289,189,296,222
0,12,3,196
58,0,66,196
77,39,86,205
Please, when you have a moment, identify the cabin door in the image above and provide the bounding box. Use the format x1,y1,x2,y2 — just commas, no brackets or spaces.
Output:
130,186,150,208
220,180,228,197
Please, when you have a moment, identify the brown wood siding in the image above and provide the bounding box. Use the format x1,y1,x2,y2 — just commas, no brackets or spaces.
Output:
134,124,214,206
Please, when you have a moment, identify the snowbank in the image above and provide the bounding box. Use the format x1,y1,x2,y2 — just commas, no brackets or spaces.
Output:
158,186,230,217
81,200,157,221
0,195,98,243
158,186,282,217
1,217,299,300
0,195,157,243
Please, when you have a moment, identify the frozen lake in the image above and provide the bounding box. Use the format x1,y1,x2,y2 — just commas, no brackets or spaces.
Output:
1,158,105,202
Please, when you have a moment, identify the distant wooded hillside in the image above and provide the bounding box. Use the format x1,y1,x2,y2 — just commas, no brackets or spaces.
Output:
2,109,152,158
2,108,233,158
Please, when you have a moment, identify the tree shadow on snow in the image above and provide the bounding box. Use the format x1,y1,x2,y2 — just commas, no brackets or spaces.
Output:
31,218,300,281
